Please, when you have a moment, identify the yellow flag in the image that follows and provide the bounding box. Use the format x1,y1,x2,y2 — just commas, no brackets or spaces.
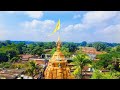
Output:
52,19,60,34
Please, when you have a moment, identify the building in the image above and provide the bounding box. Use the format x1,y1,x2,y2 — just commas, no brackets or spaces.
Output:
81,47,103,55
44,37,74,79
29,58,48,65
41,54,51,60
0,68,25,79
44,49,52,53
19,54,34,62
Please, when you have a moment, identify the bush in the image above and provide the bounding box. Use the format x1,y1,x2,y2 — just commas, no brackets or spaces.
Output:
11,63,25,69
0,62,11,68
91,69,120,79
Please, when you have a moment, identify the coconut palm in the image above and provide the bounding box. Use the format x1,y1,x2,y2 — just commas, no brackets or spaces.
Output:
71,53,91,79
25,61,43,79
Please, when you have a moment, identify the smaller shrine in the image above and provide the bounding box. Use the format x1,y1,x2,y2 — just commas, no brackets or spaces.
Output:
44,37,74,79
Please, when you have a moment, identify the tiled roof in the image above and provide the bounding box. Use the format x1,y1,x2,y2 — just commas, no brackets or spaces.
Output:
81,47,103,55
19,54,33,59
0,69,25,79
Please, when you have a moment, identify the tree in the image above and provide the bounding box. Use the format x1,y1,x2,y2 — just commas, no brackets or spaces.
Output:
4,40,12,45
105,47,112,53
115,45,120,52
61,46,71,57
87,43,93,47
25,61,43,79
6,49,18,60
71,53,91,79
93,42,107,51
0,62,11,68
49,48,56,55
32,46,44,56
80,41,87,47
10,56,20,63
16,42,26,54
63,42,77,52
91,69,120,79
0,52,8,62
96,51,120,71
96,53,112,69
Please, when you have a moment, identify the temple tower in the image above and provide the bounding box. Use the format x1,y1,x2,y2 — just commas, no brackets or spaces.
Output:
44,37,74,79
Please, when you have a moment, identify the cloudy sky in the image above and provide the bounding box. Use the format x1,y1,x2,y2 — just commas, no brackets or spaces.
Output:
0,11,120,43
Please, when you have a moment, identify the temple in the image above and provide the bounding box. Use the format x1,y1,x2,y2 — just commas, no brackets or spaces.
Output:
44,37,74,79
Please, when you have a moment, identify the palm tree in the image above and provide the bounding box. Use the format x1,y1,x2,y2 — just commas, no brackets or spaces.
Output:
71,53,91,79
25,61,43,79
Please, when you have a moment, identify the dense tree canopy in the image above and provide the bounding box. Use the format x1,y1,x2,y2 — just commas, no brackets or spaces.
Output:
80,41,87,47
92,42,107,51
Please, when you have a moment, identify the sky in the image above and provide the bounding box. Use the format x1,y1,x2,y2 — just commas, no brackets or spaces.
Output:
0,11,120,43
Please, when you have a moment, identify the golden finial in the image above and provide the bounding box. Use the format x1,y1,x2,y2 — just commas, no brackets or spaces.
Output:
56,36,61,52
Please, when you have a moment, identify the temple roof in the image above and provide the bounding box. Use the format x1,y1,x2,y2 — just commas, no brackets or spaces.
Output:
50,37,65,61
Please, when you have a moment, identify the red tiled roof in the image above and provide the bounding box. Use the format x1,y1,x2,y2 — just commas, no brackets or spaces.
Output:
81,47,103,55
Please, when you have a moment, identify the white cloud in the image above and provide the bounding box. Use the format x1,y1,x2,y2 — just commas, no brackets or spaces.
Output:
82,11,119,24
21,19,55,32
63,24,86,32
24,11,43,19
92,24,120,43
0,19,56,41
73,14,81,19
1,11,120,43
64,11,120,31
61,11,120,43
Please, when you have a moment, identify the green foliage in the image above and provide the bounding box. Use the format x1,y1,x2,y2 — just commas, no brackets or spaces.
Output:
25,61,43,78
71,53,91,79
61,47,71,57
43,42,56,49
93,42,107,51
11,63,25,69
32,46,44,56
91,61,103,70
10,56,20,63
0,52,8,62
0,62,11,68
91,70,120,79
62,42,77,52
87,43,93,47
116,45,120,52
105,47,112,53
49,48,56,55
72,67,81,79
80,41,87,47
96,51,120,71
16,42,26,54
96,53,112,68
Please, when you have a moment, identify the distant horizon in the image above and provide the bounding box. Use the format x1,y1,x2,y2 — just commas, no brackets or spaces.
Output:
0,40,119,44
0,11,120,43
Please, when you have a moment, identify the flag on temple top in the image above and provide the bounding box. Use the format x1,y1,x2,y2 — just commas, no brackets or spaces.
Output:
52,19,60,34
48,19,60,36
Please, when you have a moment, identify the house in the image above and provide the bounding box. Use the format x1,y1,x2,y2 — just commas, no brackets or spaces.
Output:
0,68,25,79
81,47,103,60
81,47,103,55
19,54,34,62
29,58,48,65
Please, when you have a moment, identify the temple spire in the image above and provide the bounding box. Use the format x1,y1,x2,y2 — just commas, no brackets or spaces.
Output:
56,36,61,52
